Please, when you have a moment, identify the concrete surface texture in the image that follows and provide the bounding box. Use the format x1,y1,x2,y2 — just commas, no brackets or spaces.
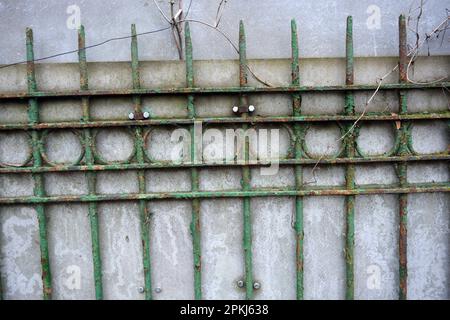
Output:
0,0,449,300
0,55,448,299
0,0,449,64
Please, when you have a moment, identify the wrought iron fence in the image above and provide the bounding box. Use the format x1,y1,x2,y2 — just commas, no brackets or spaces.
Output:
0,15,449,300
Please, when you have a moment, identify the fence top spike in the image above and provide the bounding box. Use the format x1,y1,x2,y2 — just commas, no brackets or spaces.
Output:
185,21,192,51
291,19,297,29
185,21,191,37
131,23,136,34
347,16,353,32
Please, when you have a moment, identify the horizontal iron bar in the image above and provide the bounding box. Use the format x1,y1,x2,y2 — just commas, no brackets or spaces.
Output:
0,155,448,173
0,82,448,100
0,112,448,130
0,183,447,204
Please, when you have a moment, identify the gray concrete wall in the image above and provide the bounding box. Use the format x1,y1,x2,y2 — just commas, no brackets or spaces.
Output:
0,57,448,299
0,0,449,64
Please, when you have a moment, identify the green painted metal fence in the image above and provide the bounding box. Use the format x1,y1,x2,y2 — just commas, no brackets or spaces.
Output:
0,15,449,300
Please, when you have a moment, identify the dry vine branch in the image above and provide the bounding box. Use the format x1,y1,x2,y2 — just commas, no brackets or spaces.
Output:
406,1,450,84
170,0,184,59
406,15,450,84
310,2,449,182
214,0,228,28
153,0,274,87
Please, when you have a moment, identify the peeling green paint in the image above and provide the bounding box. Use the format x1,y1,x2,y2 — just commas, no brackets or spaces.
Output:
131,24,153,300
1,83,449,100
0,183,447,205
0,154,448,174
78,25,104,301
397,14,409,300
26,28,52,300
0,112,448,131
291,19,304,300
239,21,254,300
185,22,202,300
344,16,355,300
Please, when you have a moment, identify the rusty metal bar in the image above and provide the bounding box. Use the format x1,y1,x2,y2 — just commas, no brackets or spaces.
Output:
397,14,409,300
185,22,202,300
0,82,448,100
291,19,304,300
1,155,448,174
26,28,52,300
0,112,448,131
131,24,153,300
239,21,254,300
78,25,103,300
0,183,447,205
344,16,355,300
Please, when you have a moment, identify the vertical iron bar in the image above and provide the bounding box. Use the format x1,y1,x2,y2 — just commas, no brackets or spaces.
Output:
291,19,304,300
397,14,409,300
344,16,355,300
131,24,153,300
185,22,202,300
78,25,103,300
26,28,52,300
239,21,254,300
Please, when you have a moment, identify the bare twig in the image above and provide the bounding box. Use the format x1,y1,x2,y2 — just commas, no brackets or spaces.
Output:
406,3,450,84
170,0,183,59
214,0,227,28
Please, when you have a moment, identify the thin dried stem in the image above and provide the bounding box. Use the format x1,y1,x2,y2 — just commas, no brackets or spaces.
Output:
406,9,450,84
214,0,227,28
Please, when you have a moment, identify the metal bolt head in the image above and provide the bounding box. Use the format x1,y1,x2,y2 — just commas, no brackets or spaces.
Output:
137,286,145,293
154,287,162,293
253,282,261,290
128,112,135,120
232,106,239,113
248,105,255,112
236,280,244,288
143,111,150,119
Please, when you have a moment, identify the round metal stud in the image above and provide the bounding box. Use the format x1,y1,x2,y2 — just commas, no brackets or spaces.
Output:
155,287,162,293
232,106,239,113
143,111,150,119
236,280,244,288
138,286,145,293
128,112,135,120
248,105,255,112
253,282,261,290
